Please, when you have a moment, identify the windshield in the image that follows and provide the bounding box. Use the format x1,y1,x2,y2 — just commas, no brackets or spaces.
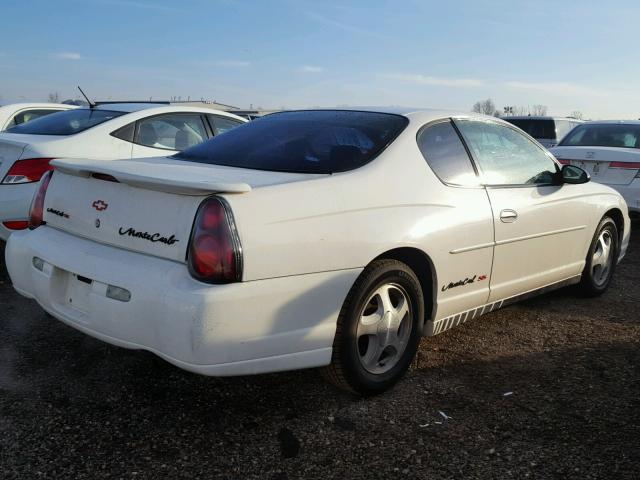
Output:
6,109,125,135
559,123,640,149
173,110,408,174
503,118,557,139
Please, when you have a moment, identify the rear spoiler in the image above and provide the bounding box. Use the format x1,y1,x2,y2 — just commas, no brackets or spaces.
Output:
51,158,252,195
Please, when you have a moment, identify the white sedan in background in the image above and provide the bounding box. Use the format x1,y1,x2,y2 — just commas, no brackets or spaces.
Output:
0,102,76,131
5,108,630,395
0,103,246,239
550,121,640,214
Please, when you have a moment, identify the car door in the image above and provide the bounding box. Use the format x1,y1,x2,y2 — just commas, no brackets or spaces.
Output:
416,120,495,326
455,119,593,302
130,113,210,158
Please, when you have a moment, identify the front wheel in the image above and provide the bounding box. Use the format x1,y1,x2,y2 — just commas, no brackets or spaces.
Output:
578,216,618,296
322,259,424,396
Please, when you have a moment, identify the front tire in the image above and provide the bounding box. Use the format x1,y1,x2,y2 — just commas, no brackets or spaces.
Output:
578,216,618,297
322,259,424,396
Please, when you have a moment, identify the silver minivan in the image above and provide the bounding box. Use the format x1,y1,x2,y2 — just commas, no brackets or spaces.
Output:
503,116,584,148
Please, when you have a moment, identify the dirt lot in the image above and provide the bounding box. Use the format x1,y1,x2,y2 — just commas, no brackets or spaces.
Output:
1,223,638,479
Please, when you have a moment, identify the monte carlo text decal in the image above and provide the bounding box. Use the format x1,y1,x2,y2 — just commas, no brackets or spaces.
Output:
46,208,69,219
118,227,179,245
442,274,487,292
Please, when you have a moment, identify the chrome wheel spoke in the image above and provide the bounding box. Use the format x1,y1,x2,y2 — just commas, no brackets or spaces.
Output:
592,230,614,286
356,283,414,375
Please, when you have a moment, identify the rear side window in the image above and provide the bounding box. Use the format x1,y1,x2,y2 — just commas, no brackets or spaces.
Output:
207,115,243,135
417,121,478,186
135,114,208,151
174,110,408,174
6,109,125,135
560,123,640,149
5,109,62,129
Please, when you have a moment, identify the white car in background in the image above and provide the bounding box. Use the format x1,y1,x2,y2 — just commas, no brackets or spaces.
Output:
0,103,246,239
5,109,630,395
0,102,77,131
550,121,640,214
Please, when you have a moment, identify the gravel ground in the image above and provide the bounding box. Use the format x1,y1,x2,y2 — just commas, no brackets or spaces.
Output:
1,223,639,479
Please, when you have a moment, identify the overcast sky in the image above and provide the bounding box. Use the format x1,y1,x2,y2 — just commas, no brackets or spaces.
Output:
1,0,638,119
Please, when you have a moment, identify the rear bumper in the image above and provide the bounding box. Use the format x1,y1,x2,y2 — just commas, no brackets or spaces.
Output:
0,183,37,240
6,227,361,376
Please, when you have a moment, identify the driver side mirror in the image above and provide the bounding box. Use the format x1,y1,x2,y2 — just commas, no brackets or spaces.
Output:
561,164,590,184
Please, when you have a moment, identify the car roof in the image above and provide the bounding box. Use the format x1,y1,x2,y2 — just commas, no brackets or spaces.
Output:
78,103,247,122
581,119,640,125
505,116,584,121
93,103,175,113
270,107,488,123
0,102,76,110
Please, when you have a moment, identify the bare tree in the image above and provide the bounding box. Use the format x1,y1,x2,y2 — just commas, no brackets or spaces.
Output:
471,98,496,115
531,104,548,116
48,92,60,103
569,110,584,120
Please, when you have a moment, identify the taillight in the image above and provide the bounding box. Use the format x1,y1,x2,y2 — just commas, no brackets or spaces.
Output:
187,197,242,284
28,170,54,229
2,158,54,184
2,220,29,230
610,161,640,169
556,158,570,165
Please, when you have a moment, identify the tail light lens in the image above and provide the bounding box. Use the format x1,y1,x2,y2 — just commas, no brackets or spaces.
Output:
2,220,29,230
610,161,640,168
2,158,55,184
187,197,242,284
556,158,570,165
28,170,54,229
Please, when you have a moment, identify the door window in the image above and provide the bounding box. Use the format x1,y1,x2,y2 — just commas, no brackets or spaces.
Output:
456,120,558,185
207,115,243,136
417,120,478,186
135,114,208,151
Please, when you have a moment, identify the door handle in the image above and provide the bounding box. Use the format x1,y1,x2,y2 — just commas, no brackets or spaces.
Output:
500,209,518,223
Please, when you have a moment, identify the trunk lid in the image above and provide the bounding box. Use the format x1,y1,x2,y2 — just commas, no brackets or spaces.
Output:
551,146,640,185
0,136,30,180
0,133,66,180
44,156,324,262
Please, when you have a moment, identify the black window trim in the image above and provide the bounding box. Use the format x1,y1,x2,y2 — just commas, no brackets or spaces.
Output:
415,118,483,189
118,112,212,151
452,117,562,189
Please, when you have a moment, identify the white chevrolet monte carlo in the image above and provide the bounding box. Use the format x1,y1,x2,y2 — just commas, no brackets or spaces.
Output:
5,108,631,395
0,103,246,240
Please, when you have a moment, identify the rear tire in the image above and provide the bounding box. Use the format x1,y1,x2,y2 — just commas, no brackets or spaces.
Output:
578,216,618,297
322,259,424,396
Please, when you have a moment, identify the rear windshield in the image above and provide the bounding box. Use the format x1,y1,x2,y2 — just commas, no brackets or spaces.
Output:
173,110,409,173
559,123,640,149
503,118,557,139
5,109,125,135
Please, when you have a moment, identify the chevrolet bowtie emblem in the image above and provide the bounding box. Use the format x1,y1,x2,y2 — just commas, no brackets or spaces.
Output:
92,200,108,211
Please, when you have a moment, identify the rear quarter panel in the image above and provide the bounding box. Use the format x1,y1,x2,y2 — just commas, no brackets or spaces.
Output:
223,126,496,322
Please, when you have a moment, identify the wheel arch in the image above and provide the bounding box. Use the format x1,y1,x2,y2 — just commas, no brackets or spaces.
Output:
373,247,437,326
604,207,624,248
